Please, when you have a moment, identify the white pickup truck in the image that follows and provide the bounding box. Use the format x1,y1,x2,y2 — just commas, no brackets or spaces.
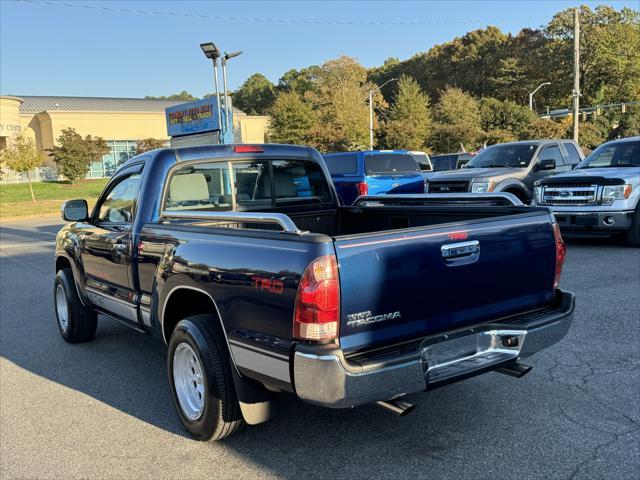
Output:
533,136,640,246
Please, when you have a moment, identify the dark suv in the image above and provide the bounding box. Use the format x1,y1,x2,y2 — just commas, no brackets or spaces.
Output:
426,140,584,203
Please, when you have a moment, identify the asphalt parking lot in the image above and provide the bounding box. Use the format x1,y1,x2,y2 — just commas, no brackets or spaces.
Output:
1,217,639,480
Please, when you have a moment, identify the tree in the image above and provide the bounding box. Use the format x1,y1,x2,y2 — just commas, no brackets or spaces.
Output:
232,73,276,115
430,87,483,153
136,138,166,153
50,128,109,184
0,134,44,202
267,92,314,145
278,66,321,95
519,117,570,140
479,97,537,138
384,76,432,150
573,121,607,150
145,91,197,101
306,56,372,151
612,105,640,139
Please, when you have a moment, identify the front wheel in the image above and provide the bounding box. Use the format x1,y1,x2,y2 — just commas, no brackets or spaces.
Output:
167,314,244,441
54,268,97,342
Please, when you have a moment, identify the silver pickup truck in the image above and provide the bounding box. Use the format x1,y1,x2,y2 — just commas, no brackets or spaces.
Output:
533,136,640,246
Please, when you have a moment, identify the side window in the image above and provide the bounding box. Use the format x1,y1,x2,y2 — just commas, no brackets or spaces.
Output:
96,172,141,224
272,160,332,206
539,145,563,168
563,143,581,166
324,155,358,174
166,162,239,211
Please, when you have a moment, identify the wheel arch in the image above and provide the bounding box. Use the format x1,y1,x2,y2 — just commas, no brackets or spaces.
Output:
496,180,530,202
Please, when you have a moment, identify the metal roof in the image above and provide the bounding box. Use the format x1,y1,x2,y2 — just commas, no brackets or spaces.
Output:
15,95,246,115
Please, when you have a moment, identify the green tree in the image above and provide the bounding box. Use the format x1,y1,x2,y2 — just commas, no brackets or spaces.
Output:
479,97,537,138
306,56,372,151
233,73,276,115
573,121,607,150
384,76,432,150
136,138,166,153
145,91,197,101
50,128,110,184
278,66,321,95
612,105,640,139
431,87,483,153
519,117,570,141
267,92,314,145
0,134,44,202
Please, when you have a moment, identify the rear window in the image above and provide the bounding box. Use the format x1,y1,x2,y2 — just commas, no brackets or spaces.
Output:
410,153,432,171
364,154,420,174
324,154,357,174
272,160,332,206
165,159,331,212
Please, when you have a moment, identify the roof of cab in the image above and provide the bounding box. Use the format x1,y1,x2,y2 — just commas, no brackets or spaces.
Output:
323,149,411,157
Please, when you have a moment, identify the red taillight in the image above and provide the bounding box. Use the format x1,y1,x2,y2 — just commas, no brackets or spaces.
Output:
552,222,566,288
234,145,264,153
294,255,340,341
357,182,368,197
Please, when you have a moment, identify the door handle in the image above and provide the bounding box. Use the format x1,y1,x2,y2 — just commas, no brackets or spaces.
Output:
441,240,480,259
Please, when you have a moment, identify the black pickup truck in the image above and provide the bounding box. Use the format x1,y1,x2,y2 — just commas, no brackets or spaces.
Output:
54,144,574,440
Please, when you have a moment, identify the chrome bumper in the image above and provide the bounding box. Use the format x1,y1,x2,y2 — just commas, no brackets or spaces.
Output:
294,290,575,409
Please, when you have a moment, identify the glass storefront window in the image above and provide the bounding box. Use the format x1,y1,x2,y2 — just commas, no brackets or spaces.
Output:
86,140,139,178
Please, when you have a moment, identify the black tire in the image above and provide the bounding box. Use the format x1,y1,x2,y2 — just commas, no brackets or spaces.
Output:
627,209,640,247
167,314,244,441
54,268,98,343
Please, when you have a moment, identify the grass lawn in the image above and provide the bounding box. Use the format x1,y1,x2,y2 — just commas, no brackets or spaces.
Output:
0,179,108,219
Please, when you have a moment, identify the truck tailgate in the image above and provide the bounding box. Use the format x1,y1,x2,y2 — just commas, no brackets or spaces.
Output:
333,212,557,354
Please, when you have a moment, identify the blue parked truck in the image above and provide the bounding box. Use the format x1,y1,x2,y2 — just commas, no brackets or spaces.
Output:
54,144,574,441
323,150,426,205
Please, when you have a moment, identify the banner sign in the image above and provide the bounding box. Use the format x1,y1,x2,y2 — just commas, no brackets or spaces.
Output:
165,97,220,137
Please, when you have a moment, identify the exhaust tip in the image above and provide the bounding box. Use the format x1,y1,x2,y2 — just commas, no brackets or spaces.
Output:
376,399,416,416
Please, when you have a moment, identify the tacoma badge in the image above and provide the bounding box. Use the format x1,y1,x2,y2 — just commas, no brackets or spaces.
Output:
346,310,402,328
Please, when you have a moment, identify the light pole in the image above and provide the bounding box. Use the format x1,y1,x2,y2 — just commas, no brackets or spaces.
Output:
529,82,551,111
369,78,398,150
221,50,243,136
200,43,223,133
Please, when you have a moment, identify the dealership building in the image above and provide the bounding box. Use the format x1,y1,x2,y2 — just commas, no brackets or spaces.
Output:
0,95,269,182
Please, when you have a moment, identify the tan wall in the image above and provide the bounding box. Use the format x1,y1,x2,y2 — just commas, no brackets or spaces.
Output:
234,115,270,143
0,96,24,145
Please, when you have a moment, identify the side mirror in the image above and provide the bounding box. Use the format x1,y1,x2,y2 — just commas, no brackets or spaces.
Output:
61,199,89,222
536,158,556,171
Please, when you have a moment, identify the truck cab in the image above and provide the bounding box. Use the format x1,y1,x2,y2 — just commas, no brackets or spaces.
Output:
323,150,425,205
533,136,640,245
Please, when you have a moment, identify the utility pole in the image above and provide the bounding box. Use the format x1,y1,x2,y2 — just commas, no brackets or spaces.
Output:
573,7,580,143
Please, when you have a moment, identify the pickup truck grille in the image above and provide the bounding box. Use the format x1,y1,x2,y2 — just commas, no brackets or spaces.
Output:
428,181,469,193
541,183,598,205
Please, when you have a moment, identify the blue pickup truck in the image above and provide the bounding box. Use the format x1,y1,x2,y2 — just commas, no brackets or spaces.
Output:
323,150,426,205
54,144,574,441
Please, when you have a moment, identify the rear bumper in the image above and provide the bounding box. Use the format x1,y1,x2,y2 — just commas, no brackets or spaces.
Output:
293,290,575,408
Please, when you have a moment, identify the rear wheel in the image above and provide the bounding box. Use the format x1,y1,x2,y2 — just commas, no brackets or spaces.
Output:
167,314,244,441
54,268,97,342
626,209,640,247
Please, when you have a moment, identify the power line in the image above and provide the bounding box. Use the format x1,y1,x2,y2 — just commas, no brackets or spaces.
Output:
14,0,550,26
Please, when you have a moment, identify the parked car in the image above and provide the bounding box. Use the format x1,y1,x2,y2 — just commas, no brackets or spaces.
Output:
323,150,425,205
54,143,574,441
426,140,584,203
533,136,640,246
429,152,473,171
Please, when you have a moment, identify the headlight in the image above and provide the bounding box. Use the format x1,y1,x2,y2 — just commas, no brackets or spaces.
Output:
533,186,542,204
471,181,494,193
602,185,632,205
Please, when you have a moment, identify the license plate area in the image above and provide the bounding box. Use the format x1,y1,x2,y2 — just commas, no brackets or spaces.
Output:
421,329,527,384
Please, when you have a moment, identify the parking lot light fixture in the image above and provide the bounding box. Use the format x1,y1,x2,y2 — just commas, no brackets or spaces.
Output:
200,42,223,133
221,50,243,135
529,82,551,111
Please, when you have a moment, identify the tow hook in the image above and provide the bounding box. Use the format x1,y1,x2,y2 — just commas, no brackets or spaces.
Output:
496,362,533,378
376,398,416,416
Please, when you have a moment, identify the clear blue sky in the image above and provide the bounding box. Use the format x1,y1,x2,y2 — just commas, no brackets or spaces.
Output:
1,0,637,98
